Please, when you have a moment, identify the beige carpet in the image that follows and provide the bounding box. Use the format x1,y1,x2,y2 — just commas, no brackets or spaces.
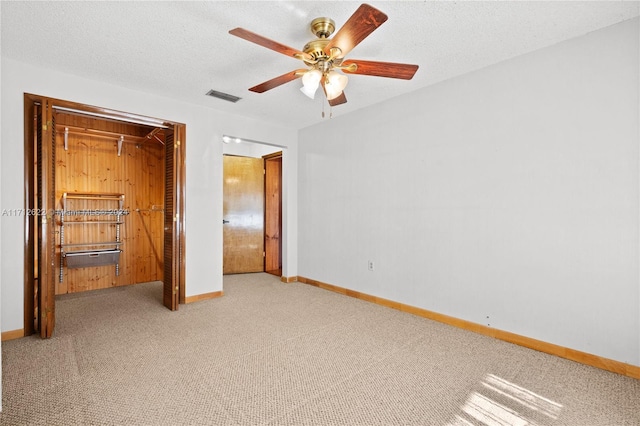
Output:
1,273,638,425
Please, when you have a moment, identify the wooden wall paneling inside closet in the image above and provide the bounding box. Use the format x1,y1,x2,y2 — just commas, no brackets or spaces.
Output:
54,112,164,294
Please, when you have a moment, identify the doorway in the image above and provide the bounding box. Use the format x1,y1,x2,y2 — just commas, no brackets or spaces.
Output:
222,146,283,276
222,155,265,274
23,94,186,338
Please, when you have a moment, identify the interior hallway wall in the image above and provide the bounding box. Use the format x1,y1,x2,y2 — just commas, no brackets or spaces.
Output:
298,18,640,366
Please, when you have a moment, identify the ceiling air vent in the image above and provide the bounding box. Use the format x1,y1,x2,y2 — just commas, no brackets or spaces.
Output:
205,89,241,103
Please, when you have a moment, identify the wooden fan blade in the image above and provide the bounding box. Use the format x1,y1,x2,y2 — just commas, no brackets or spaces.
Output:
230,28,311,61
341,59,419,80
328,91,347,106
323,4,388,59
320,80,348,106
249,69,306,93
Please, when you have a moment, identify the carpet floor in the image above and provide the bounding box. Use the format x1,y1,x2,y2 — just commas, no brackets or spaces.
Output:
1,273,638,425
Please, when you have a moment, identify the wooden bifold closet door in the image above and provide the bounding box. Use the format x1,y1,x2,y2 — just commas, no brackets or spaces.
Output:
163,124,186,310
35,98,57,338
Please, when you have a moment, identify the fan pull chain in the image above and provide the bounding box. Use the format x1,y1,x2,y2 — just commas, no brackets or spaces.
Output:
321,102,334,119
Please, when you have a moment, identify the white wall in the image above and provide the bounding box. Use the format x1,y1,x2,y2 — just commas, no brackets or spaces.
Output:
0,12,3,409
0,57,298,333
298,18,640,366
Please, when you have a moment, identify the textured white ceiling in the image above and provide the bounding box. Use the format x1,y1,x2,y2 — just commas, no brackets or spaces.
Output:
2,1,638,129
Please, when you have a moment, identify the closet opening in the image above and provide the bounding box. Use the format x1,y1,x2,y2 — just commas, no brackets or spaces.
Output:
23,94,186,338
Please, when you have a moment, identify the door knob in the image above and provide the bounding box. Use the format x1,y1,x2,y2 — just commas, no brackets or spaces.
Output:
223,219,230,224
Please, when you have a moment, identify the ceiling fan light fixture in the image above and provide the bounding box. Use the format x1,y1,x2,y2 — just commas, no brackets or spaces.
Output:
230,4,418,108
325,70,348,100
300,86,317,99
300,69,322,99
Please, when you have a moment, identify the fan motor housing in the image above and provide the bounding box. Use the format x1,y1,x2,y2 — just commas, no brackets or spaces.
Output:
302,38,330,63
310,17,335,38
301,17,337,65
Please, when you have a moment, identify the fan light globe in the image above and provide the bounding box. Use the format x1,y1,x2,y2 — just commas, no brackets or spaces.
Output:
300,69,322,99
325,71,348,100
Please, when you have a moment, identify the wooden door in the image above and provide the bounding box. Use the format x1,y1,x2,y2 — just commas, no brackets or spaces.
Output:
163,125,185,310
36,99,57,338
223,155,264,274
264,153,282,276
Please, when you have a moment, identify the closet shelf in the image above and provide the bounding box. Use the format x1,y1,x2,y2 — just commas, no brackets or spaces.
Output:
63,193,125,200
62,221,125,225
57,125,165,156
59,192,126,283
61,242,122,248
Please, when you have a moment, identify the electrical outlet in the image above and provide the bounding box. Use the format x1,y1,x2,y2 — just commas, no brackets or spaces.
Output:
368,260,374,271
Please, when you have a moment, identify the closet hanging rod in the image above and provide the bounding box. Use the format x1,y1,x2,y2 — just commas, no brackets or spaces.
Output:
140,128,165,146
53,105,169,129
56,124,151,144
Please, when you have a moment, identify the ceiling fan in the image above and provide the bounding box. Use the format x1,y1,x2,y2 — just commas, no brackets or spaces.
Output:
229,3,419,106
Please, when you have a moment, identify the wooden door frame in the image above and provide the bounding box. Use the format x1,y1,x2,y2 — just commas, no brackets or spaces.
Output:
23,93,187,336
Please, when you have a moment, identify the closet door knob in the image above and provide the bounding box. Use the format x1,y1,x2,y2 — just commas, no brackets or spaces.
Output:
223,219,230,224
